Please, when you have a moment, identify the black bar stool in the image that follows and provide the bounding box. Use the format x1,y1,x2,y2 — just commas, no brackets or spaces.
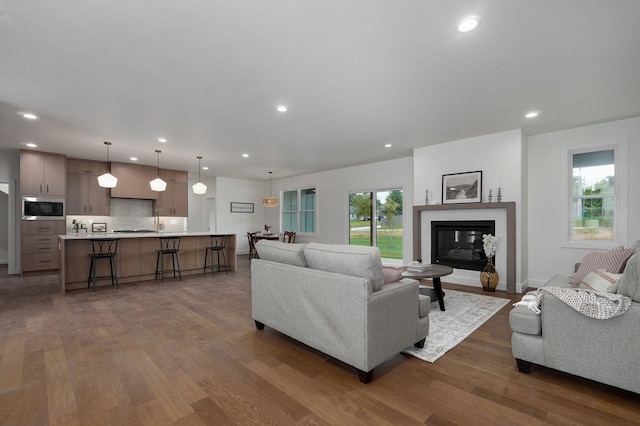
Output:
155,236,182,283
203,235,229,276
87,238,119,292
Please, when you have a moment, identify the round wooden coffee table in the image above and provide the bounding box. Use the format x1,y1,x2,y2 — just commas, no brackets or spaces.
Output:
402,264,453,311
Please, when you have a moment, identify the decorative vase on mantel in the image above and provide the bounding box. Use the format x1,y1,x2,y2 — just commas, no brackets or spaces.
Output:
480,258,499,292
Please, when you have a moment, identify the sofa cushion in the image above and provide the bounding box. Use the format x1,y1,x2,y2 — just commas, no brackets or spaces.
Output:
617,252,640,302
255,240,307,267
571,248,634,285
304,243,385,291
579,270,623,293
382,264,407,284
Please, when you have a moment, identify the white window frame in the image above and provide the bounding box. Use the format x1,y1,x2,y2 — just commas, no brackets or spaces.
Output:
561,140,628,249
281,187,317,236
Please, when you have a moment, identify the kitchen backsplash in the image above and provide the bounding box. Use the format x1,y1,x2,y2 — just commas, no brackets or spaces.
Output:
66,198,186,234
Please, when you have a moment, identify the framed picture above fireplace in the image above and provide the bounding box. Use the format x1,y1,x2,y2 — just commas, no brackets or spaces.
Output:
442,171,482,204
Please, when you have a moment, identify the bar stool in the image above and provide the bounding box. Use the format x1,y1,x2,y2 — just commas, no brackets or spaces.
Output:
155,236,182,283
87,238,119,292
203,235,229,276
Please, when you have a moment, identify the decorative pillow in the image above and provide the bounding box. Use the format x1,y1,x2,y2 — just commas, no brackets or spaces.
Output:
382,264,407,284
617,252,640,302
255,240,307,267
572,248,635,285
579,270,622,292
631,240,640,254
304,243,385,291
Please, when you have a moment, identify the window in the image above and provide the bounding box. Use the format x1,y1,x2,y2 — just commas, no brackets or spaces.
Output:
348,188,403,260
570,148,615,241
282,188,316,234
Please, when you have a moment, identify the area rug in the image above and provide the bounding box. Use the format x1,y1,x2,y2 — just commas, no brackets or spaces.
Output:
403,290,510,363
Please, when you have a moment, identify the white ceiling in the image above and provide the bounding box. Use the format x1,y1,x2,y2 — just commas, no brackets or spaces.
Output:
1,1,639,182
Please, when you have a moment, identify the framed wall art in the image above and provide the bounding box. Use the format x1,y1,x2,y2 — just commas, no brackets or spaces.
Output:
442,171,482,204
92,222,107,232
230,202,254,213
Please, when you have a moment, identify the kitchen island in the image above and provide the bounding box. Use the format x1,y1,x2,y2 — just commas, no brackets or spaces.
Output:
58,232,236,293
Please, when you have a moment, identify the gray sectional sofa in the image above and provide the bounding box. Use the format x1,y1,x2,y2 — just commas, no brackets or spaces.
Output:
251,240,430,383
510,251,640,394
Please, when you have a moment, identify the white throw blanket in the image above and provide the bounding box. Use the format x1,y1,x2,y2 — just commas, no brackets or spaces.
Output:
514,286,632,319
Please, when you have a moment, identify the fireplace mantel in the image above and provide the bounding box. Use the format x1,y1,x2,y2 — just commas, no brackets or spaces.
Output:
413,202,516,294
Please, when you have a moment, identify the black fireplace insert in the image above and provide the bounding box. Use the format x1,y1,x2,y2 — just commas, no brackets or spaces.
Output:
431,220,495,271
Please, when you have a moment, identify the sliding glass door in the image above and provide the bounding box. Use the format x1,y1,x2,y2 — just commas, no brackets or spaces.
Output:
348,189,403,260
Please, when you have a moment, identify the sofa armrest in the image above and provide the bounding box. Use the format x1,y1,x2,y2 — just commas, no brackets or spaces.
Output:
541,294,640,389
365,278,428,367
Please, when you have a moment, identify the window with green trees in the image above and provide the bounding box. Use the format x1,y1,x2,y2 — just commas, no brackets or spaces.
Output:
571,149,615,241
349,189,403,259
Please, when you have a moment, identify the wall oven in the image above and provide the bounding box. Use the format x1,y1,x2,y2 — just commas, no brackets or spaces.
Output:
22,197,65,220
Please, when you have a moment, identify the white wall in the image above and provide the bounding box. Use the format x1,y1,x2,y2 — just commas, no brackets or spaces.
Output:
527,116,640,287
266,157,415,260
187,176,216,232
215,176,266,254
0,185,8,263
413,129,526,290
0,149,20,273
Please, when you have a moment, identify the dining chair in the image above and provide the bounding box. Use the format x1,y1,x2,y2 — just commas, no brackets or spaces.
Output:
247,231,260,259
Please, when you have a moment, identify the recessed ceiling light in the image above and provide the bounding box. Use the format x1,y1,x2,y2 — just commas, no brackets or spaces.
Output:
384,143,393,148
457,16,479,33
21,112,38,120
26,143,37,148
276,105,288,112
242,153,249,158
202,166,209,170
158,137,167,143
130,157,138,161
525,111,540,118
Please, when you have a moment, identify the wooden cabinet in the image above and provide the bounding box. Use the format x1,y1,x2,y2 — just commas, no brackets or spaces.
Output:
109,162,159,200
155,169,188,216
22,221,65,272
20,151,66,196
66,158,110,216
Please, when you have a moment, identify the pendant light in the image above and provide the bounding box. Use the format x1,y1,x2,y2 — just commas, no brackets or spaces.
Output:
149,150,167,192
192,156,207,195
262,171,279,207
97,141,118,188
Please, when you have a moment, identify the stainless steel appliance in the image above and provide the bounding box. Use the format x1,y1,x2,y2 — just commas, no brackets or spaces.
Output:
22,197,65,220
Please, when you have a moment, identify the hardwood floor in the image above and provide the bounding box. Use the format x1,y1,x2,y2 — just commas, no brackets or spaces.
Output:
1,257,638,425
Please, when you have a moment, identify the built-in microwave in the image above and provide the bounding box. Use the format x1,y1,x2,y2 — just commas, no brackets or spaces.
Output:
22,197,65,220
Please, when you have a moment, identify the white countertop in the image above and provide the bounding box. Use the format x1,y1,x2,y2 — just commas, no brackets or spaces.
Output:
58,231,234,240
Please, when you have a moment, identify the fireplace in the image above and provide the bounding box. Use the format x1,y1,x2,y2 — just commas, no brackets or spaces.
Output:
431,220,495,271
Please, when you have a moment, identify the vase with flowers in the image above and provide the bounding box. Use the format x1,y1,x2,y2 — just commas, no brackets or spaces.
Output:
480,233,499,291
264,224,272,235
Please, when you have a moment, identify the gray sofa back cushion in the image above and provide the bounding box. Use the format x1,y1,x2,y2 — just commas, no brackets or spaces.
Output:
255,240,308,267
304,242,385,291
617,252,640,302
